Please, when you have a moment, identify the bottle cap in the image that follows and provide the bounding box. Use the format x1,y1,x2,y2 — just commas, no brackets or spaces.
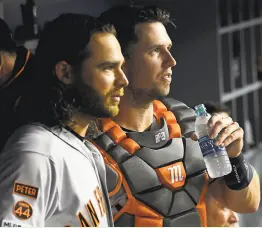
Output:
194,104,206,116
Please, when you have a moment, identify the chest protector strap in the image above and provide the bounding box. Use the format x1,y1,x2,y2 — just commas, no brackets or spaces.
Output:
159,97,197,138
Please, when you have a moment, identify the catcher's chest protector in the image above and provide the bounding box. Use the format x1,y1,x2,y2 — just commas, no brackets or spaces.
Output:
93,100,208,227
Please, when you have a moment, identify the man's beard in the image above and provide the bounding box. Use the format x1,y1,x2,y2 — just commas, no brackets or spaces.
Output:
78,84,112,118
66,80,121,118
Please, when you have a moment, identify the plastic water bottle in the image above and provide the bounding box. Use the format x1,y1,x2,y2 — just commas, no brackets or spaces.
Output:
194,104,232,178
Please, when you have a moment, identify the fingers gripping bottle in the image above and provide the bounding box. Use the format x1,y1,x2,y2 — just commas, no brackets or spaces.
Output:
194,104,232,178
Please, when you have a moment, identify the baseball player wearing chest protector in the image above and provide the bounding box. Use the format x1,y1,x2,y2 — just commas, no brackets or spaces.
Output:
93,5,260,227
0,13,128,227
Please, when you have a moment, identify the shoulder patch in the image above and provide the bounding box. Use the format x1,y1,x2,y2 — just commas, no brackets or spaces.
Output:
13,182,39,199
1,220,25,227
13,201,33,220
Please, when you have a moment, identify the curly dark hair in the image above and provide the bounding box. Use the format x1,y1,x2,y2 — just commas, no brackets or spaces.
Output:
18,13,116,128
99,5,174,57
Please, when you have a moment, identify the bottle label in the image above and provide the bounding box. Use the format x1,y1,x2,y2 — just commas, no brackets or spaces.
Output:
198,136,227,158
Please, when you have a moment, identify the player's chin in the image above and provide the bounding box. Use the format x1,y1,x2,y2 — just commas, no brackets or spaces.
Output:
231,222,239,227
105,105,120,117
158,87,170,97
224,222,238,227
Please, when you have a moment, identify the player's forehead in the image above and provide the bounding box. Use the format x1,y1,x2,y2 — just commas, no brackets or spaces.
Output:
134,22,172,47
86,32,124,64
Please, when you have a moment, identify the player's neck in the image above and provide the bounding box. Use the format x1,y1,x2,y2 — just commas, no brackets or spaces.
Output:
114,92,154,132
66,112,93,137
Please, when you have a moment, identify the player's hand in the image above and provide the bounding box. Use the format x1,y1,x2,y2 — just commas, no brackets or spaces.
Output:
208,113,244,158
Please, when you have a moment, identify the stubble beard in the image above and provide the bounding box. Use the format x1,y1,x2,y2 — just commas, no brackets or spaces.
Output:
127,83,170,106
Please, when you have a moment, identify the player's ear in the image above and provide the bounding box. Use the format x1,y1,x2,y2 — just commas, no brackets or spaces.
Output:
55,61,74,85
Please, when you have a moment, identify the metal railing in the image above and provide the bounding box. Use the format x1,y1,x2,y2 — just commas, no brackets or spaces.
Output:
216,0,262,151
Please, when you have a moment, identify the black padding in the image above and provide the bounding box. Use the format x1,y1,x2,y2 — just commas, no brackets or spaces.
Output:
184,138,206,176
94,133,115,151
164,209,201,227
115,213,135,227
120,156,161,194
185,172,206,204
105,164,119,193
179,120,196,138
160,98,196,123
107,144,131,164
126,118,169,149
160,97,188,110
171,108,196,123
159,98,196,138
135,138,184,168
136,188,173,216
168,191,195,216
